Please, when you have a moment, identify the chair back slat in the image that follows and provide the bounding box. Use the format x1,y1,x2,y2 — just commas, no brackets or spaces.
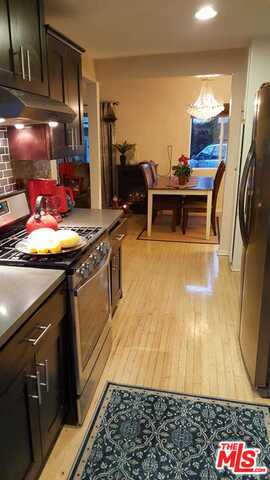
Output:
140,163,155,190
212,160,226,213
149,161,158,183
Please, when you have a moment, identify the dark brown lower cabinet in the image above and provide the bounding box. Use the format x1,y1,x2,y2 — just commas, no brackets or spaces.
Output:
0,285,67,480
0,360,42,480
35,319,67,460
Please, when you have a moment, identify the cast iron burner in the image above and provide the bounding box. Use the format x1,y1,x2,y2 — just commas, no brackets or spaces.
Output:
0,225,103,270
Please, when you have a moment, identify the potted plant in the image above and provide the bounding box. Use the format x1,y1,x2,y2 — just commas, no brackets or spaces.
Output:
114,140,136,166
172,154,192,185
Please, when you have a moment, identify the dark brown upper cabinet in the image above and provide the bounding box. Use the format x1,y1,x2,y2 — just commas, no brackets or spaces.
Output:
0,0,48,96
0,0,13,82
46,26,85,158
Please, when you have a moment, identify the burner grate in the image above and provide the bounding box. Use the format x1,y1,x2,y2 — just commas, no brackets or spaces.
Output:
0,224,103,265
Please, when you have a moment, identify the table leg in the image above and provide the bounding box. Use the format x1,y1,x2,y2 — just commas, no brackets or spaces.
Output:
206,191,212,240
147,191,153,236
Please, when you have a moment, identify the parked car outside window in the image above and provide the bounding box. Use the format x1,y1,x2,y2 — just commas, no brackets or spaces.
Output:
189,110,229,168
189,143,227,168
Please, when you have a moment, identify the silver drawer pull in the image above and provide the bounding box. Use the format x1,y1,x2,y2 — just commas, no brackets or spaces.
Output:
115,234,125,241
36,360,49,392
71,128,75,150
26,49,31,82
20,45,26,80
27,371,42,405
26,324,52,346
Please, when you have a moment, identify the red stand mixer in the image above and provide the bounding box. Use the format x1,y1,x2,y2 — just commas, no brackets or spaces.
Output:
28,178,74,222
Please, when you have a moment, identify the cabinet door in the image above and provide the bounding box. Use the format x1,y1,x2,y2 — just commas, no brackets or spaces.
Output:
47,32,84,155
0,360,42,480
8,0,48,95
0,0,14,82
35,319,67,459
47,34,67,155
65,47,83,148
47,34,66,103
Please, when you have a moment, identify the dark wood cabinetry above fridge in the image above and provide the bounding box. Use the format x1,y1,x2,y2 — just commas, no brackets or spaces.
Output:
0,0,48,96
46,26,85,158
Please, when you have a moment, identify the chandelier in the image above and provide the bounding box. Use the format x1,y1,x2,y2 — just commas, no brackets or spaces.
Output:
187,80,225,120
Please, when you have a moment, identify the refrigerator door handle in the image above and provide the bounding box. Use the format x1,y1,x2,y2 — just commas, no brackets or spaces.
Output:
239,144,255,248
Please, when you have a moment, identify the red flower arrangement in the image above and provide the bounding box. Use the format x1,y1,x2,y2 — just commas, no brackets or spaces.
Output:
178,154,189,165
172,155,192,184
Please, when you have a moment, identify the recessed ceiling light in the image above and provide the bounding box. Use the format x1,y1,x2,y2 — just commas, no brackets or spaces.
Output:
48,121,59,128
14,123,25,130
195,5,218,21
0,118,5,124
196,74,221,78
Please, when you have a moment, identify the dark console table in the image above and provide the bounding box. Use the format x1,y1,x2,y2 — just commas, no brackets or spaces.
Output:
117,165,146,213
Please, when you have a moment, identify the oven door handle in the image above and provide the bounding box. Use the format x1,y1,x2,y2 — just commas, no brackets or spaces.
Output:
74,248,112,296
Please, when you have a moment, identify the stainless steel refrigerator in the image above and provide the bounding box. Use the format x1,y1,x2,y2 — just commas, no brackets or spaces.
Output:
239,82,270,396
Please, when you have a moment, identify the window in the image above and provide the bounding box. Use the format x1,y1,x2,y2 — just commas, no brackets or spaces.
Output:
189,107,229,168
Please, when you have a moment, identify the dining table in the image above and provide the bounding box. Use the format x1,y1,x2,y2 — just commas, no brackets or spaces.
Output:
147,175,214,239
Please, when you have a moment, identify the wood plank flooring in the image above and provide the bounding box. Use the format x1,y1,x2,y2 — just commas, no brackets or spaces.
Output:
40,215,270,480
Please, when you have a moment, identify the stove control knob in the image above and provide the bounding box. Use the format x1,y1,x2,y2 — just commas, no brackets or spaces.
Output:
87,256,95,273
99,242,105,253
79,263,89,279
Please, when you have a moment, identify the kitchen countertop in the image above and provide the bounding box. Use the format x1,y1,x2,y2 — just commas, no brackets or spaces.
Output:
0,209,123,348
62,208,123,231
0,267,65,348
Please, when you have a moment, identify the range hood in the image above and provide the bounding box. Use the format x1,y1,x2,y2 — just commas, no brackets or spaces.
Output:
0,86,76,126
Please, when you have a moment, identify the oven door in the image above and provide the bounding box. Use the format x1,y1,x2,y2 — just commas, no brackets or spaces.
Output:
72,249,111,395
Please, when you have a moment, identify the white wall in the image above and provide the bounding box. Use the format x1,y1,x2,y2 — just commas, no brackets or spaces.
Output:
219,70,247,256
95,48,247,80
231,39,270,271
98,75,231,174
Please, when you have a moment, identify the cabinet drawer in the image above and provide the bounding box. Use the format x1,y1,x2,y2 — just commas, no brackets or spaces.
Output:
0,285,66,394
110,217,127,250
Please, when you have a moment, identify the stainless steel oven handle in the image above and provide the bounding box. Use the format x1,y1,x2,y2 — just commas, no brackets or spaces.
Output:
74,248,112,296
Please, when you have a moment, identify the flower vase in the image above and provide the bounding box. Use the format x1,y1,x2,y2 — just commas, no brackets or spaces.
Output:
178,175,188,185
120,154,126,166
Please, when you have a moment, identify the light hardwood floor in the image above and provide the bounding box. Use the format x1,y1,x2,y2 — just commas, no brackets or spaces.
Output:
40,215,270,479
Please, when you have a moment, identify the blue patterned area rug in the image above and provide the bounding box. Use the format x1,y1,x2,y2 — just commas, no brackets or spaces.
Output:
69,383,270,479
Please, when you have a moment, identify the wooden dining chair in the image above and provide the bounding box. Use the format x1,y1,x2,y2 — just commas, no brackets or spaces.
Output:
140,162,180,232
182,161,226,236
149,161,158,183
139,161,158,183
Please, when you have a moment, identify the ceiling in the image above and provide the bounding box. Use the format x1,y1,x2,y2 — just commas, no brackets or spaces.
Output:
44,0,270,59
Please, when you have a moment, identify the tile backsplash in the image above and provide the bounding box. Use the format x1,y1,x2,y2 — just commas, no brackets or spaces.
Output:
0,128,16,195
11,159,52,186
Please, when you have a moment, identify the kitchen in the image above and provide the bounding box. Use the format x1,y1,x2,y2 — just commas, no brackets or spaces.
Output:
1,1,270,480
0,1,126,478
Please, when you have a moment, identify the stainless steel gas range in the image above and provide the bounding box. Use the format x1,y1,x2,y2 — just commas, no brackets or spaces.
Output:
0,191,112,424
